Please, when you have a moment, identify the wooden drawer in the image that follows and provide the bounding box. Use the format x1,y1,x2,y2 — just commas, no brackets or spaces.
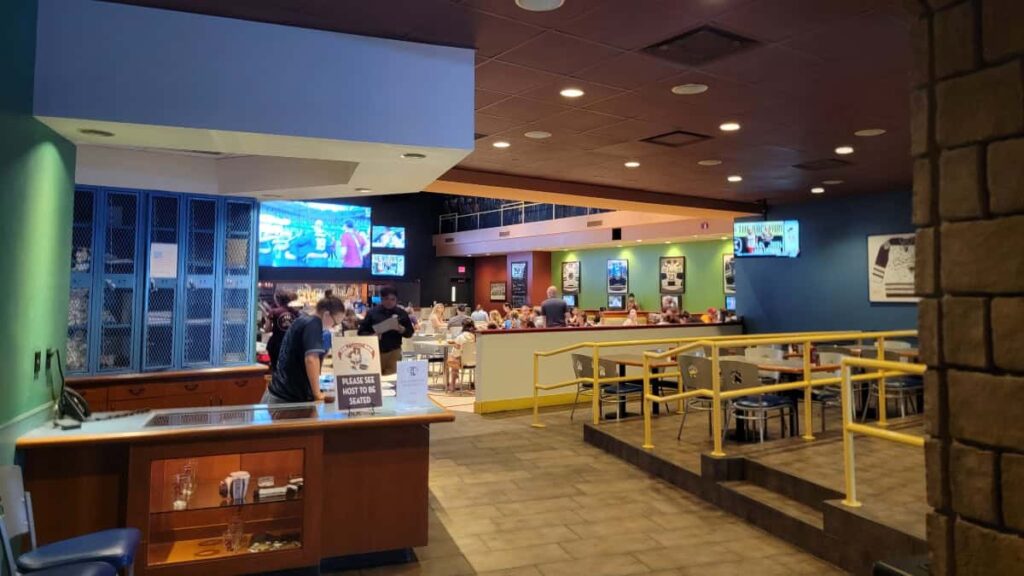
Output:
109,380,216,401
216,378,266,406
109,394,216,411
75,387,109,412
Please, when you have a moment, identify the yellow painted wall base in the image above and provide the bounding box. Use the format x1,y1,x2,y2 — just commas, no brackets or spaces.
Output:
475,392,581,414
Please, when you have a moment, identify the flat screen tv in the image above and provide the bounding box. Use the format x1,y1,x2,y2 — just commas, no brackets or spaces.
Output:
371,254,405,277
725,295,736,311
371,226,406,249
733,220,800,258
259,201,371,268
563,294,577,307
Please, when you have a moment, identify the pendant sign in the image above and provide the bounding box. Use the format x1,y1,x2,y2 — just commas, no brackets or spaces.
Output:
332,336,383,410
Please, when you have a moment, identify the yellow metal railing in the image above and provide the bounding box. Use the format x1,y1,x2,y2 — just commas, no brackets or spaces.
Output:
528,330,913,428
839,357,926,507
638,330,918,455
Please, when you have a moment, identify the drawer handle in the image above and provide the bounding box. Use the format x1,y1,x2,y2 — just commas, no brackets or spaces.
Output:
129,386,145,396
184,383,199,392
234,381,247,388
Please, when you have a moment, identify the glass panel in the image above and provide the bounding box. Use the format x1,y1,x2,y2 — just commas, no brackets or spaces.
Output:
105,193,137,275
67,288,90,372
222,202,252,364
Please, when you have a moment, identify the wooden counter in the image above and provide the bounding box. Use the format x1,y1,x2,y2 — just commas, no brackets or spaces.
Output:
16,399,453,576
67,365,269,411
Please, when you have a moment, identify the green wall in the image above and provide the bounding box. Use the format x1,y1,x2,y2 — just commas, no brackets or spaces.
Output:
0,0,77,464
551,239,733,312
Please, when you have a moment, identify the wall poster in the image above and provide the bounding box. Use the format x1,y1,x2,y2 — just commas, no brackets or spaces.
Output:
607,259,628,294
510,261,528,308
867,233,917,303
561,261,580,294
489,281,507,302
659,256,685,295
723,254,736,294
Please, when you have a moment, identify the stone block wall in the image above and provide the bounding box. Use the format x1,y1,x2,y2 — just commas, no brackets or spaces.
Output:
908,0,1024,574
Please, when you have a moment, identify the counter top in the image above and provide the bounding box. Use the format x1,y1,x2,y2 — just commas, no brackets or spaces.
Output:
17,396,453,448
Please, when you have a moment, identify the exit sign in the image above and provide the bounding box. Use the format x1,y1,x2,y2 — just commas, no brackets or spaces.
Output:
457,266,466,274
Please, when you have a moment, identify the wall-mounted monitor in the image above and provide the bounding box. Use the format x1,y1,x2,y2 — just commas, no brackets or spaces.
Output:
607,294,624,310
563,294,577,307
371,225,406,249
258,201,371,268
371,254,405,277
733,220,800,258
725,295,736,311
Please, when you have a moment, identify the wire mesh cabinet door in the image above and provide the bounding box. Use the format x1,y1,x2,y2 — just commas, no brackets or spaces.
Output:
96,189,143,373
183,197,219,368
219,199,255,365
143,194,183,371
68,187,97,374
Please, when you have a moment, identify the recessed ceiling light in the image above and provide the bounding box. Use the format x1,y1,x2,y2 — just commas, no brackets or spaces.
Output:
401,152,426,159
720,236,729,240
670,83,708,95
516,0,564,12
636,239,643,243
493,141,511,148
719,122,741,132
727,175,743,183
811,187,825,194
356,187,372,193
559,87,585,98
854,128,886,137
835,145,854,155
822,179,844,185
697,159,722,166
664,241,670,244
524,130,552,139
79,128,115,137
624,160,640,168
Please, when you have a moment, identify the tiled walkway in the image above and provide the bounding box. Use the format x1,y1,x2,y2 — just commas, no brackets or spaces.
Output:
352,407,844,575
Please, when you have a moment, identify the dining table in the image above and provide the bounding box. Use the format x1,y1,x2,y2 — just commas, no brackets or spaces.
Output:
599,353,677,419
412,339,452,387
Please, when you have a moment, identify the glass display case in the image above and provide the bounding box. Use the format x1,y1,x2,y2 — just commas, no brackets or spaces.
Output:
129,436,320,575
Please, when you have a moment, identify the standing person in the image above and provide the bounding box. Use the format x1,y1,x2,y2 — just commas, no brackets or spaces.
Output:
357,285,414,375
263,295,345,404
470,305,488,323
338,219,369,268
446,319,477,393
264,290,298,372
540,286,569,327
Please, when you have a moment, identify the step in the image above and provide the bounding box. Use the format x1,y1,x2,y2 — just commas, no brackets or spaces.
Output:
744,459,843,512
720,480,824,529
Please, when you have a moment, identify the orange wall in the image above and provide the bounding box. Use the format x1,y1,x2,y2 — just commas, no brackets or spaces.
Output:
473,255,507,311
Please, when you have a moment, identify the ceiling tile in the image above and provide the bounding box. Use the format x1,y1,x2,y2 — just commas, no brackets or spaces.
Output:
540,109,625,132
475,60,561,94
555,0,703,51
477,96,568,122
460,0,606,28
516,78,624,108
711,0,880,43
475,89,508,110
497,31,623,75
574,52,683,89
475,113,526,135
592,141,675,159
587,119,679,142
470,10,545,57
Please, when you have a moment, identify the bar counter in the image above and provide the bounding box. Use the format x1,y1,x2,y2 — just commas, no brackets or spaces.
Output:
16,399,454,576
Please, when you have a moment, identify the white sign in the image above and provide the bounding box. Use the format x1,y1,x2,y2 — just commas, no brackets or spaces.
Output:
149,243,178,279
332,336,383,410
395,360,429,406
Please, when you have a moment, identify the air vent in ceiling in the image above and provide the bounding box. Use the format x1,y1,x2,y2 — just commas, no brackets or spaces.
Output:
792,158,853,171
586,220,603,228
498,230,511,238
643,26,759,67
642,130,710,148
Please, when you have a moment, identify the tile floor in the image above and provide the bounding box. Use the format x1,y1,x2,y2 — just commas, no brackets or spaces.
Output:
344,406,845,575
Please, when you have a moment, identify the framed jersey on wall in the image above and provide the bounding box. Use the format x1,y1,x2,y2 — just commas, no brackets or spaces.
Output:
867,233,918,303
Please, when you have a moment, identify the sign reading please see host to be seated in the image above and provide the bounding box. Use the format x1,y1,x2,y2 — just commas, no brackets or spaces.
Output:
332,336,383,411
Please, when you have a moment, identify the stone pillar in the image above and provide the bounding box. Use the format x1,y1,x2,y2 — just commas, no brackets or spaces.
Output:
908,0,1024,574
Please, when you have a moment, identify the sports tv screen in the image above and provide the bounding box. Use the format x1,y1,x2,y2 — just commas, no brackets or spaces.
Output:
563,294,577,307
371,254,405,277
733,220,800,258
259,201,372,268
371,226,406,249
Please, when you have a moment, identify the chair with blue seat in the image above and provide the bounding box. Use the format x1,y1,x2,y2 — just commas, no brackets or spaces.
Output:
675,355,722,440
0,465,140,576
721,359,793,443
569,354,643,422
859,350,923,421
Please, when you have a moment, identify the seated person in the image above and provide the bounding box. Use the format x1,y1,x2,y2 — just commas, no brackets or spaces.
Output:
622,309,639,326
446,318,477,393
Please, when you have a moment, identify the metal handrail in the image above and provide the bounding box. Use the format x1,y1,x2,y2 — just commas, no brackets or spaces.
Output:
439,202,608,233
839,357,926,507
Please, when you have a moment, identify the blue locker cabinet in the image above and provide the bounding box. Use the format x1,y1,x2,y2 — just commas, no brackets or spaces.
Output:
68,187,256,374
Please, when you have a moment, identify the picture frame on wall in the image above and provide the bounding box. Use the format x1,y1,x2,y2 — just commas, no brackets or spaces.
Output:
723,254,736,294
662,294,680,311
659,256,685,294
607,294,625,310
867,233,918,303
561,261,580,294
607,259,628,294
489,281,506,302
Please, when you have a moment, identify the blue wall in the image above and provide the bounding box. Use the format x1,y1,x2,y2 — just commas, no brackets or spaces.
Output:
736,190,918,333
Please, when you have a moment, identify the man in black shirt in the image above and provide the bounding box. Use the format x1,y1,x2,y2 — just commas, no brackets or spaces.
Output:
358,285,414,375
540,285,569,327
263,295,345,404
264,290,298,372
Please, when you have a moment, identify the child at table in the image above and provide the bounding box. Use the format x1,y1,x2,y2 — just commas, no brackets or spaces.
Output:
447,319,477,393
